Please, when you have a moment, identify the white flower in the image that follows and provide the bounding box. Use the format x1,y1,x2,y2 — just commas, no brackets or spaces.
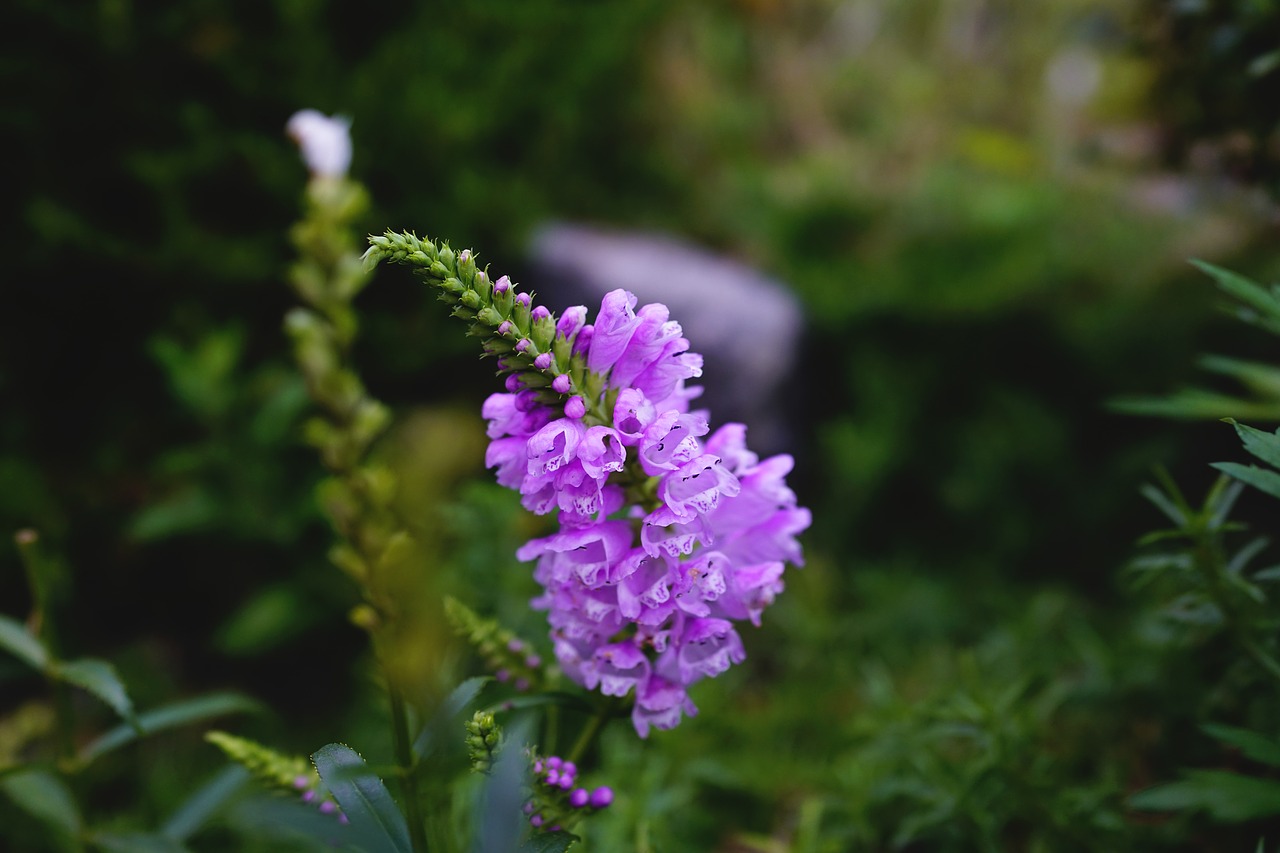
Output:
285,109,352,178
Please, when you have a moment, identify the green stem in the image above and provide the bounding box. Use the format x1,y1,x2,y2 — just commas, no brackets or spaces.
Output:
566,700,615,766
388,683,429,853
543,703,559,758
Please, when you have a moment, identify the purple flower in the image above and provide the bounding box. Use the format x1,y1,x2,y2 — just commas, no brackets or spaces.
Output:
671,617,746,685
586,289,639,374
632,675,698,737
479,286,809,737
595,641,651,697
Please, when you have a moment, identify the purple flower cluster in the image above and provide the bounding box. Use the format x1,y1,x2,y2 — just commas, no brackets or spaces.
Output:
483,288,810,737
293,774,348,824
523,755,612,831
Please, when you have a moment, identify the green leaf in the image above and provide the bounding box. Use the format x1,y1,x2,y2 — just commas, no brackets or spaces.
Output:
161,764,251,841
51,658,137,727
78,691,262,767
412,676,489,760
1226,537,1270,576
214,584,320,656
520,831,579,852
1249,48,1280,77
129,488,221,543
1192,259,1280,333
0,613,50,671
1111,390,1280,421
311,743,411,853
480,691,594,716
475,717,534,853
1130,769,1280,822
1201,355,1280,400
1212,462,1280,501
225,795,354,849
0,768,81,841
1206,476,1245,530
1227,420,1280,470
1139,483,1187,526
90,831,193,853
1203,723,1280,768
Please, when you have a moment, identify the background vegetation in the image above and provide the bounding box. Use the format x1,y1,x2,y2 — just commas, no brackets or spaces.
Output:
4,0,1280,849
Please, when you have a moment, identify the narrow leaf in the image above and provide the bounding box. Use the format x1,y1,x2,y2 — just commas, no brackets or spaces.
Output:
1200,355,1280,399
1139,483,1186,526
78,691,261,766
1110,390,1280,421
226,794,355,850
1192,260,1280,330
1203,723,1280,768
1206,477,1245,530
0,768,81,839
413,676,489,760
312,743,411,853
474,718,534,853
1131,769,1280,822
1227,537,1270,576
1212,462,1280,501
51,658,137,727
0,614,50,671
161,764,251,841
481,691,594,716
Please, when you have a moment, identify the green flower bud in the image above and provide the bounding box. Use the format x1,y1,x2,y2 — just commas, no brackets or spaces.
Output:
465,710,503,774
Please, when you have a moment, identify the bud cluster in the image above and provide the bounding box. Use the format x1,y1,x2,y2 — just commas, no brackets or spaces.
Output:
206,731,346,822
521,752,613,833
364,231,589,415
464,710,503,774
444,596,547,693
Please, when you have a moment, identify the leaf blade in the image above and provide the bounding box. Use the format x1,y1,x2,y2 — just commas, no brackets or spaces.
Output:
51,658,137,727
1212,462,1280,501
78,691,261,766
0,613,50,671
0,768,81,841
311,743,411,853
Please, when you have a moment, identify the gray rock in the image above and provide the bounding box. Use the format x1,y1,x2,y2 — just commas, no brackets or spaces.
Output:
526,223,804,454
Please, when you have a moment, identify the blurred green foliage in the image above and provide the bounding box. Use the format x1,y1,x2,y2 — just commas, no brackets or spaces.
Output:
1139,0,1280,194
5,0,1280,849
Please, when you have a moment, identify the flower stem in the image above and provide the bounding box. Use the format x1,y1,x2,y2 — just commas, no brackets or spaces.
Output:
566,699,616,766
388,681,429,853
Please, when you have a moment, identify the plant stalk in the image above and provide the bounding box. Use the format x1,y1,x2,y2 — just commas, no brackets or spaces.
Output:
388,681,430,853
566,700,615,766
